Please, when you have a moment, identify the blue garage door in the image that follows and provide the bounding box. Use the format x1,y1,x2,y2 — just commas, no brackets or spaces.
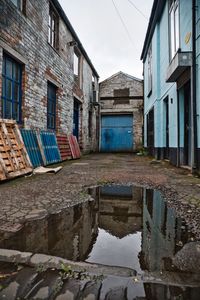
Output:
101,115,133,152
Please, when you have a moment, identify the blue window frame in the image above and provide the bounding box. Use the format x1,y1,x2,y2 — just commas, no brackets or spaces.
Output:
47,82,56,130
2,54,22,123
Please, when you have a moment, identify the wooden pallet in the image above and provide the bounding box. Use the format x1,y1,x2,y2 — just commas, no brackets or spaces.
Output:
56,134,72,161
0,119,32,181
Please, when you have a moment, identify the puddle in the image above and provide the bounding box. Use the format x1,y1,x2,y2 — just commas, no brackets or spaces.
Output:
0,185,195,270
0,185,199,298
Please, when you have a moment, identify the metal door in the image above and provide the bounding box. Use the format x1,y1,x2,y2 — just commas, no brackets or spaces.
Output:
100,115,133,152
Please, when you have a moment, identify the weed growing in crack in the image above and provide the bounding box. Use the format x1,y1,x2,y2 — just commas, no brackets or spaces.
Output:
59,263,104,282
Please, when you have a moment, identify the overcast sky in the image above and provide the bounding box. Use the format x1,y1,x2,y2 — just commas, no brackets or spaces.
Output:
58,0,153,81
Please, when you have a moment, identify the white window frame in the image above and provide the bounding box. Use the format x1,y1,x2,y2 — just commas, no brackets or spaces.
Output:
147,43,153,95
48,4,59,50
169,0,180,60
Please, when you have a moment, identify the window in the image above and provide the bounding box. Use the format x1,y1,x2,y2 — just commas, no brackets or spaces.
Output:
114,88,129,98
11,0,21,9
2,55,22,122
74,52,80,85
48,4,59,49
10,0,25,12
169,0,179,59
47,82,56,129
147,44,152,95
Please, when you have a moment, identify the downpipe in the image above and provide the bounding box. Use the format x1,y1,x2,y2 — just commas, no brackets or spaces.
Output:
192,0,198,174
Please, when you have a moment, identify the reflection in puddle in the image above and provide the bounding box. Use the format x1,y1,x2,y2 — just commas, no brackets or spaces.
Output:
0,185,199,299
86,185,143,272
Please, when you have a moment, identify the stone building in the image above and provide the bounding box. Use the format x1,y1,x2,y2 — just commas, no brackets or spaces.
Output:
0,0,99,152
99,72,143,152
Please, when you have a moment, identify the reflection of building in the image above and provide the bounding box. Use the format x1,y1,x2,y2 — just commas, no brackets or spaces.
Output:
0,201,98,261
141,189,191,272
98,185,143,238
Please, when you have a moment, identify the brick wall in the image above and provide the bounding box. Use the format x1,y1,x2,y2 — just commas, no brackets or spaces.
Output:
0,0,99,152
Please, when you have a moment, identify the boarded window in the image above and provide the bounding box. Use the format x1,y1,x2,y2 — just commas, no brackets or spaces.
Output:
114,88,129,97
113,88,130,104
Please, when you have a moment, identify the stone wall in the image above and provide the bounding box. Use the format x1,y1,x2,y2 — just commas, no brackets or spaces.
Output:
0,0,99,152
100,72,143,150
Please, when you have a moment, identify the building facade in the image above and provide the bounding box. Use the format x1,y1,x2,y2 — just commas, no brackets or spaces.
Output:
141,0,200,172
99,72,143,152
0,0,99,153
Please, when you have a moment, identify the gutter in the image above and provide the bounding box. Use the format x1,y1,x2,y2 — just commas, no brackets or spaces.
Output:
192,0,198,173
141,0,165,62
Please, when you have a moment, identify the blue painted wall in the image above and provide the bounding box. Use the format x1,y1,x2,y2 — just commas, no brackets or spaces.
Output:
196,0,200,148
143,0,194,157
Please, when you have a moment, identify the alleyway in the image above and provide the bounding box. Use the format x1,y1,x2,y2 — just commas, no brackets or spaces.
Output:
0,154,200,299
0,153,200,237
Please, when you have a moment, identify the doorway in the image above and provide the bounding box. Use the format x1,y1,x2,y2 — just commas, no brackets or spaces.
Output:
183,81,191,166
73,99,80,140
164,97,169,159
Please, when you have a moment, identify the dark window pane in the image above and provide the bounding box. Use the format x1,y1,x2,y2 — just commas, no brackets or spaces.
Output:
13,102,19,120
6,60,12,78
2,58,6,75
2,77,5,97
13,83,19,101
4,100,12,119
47,83,56,129
13,64,20,81
6,80,12,100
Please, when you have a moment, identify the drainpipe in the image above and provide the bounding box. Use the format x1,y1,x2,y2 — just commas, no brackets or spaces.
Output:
177,91,180,167
192,0,198,173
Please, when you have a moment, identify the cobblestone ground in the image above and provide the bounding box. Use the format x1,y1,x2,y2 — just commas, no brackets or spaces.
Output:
0,153,200,299
0,153,199,238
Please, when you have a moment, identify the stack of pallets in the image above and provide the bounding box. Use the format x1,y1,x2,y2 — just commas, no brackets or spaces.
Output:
0,119,32,181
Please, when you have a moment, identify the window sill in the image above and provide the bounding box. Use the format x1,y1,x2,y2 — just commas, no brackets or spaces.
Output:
47,42,60,56
147,90,152,98
169,48,181,63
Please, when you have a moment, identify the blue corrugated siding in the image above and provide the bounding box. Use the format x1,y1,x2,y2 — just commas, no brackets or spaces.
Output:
21,129,43,168
101,115,133,152
40,131,61,165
